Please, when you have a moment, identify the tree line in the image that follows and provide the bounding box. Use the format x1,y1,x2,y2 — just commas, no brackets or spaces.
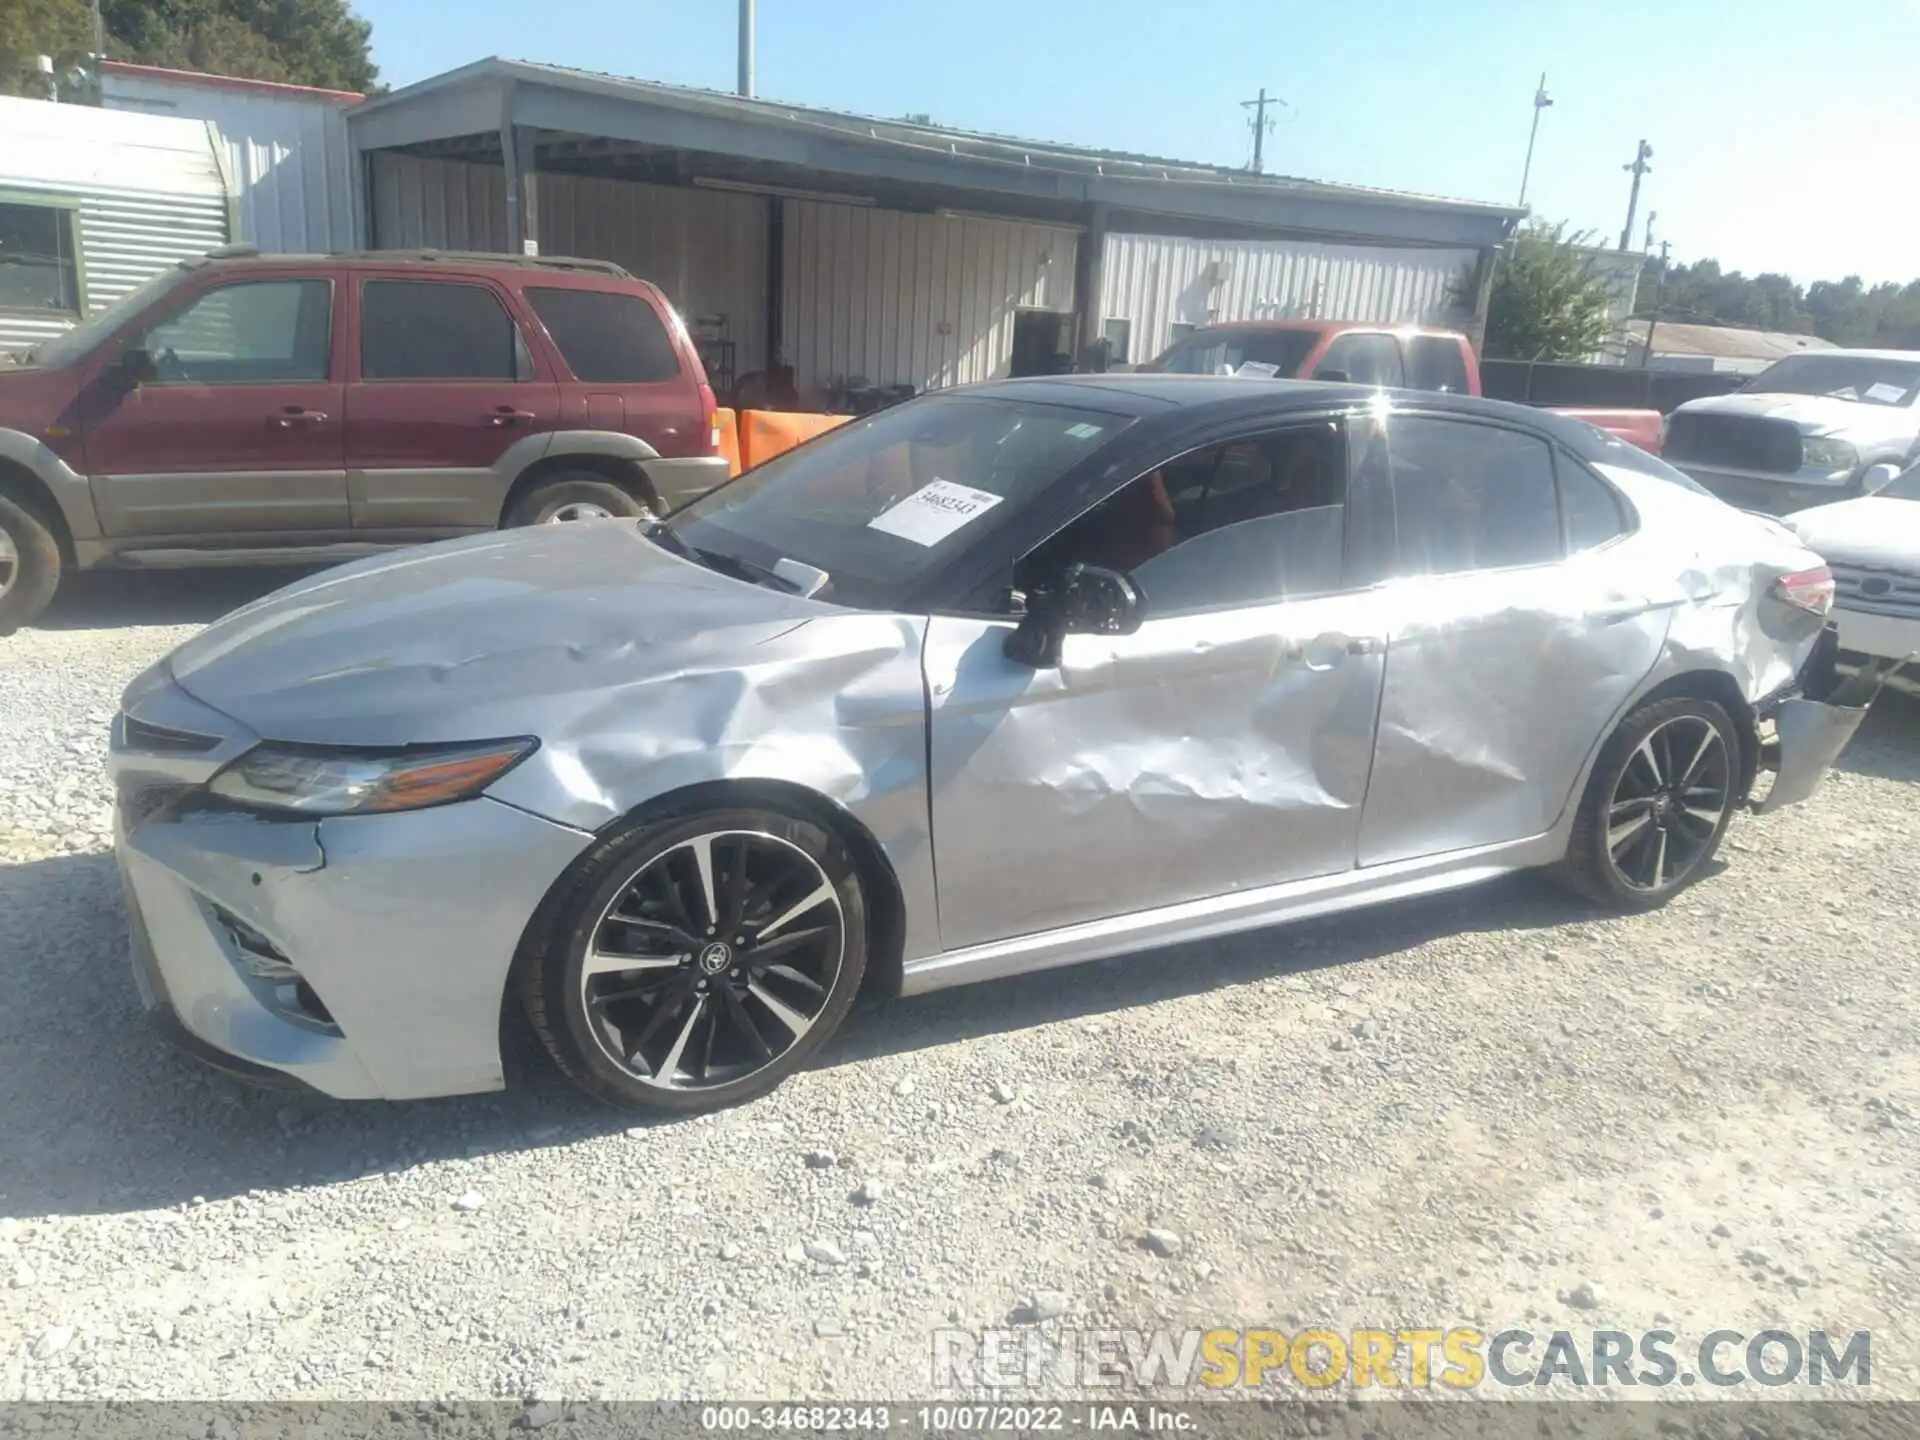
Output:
1,0,378,97
1642,257,1920,351
1487,222,1920,362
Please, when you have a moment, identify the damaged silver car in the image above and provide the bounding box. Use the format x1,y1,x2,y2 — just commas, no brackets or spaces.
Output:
111,378,1871,1112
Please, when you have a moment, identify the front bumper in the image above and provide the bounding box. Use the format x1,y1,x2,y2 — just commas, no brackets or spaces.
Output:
117,797,592,1100
644,454,732,513
111,676,594,1100
1675,464,1855,515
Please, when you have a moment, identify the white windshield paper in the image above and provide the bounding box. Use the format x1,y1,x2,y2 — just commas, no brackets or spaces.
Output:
1235,360,1280,379
1866,382,1908,404
867,479,1004,547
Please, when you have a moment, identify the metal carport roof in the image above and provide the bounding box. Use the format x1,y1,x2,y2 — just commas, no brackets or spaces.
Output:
347,58,1524,250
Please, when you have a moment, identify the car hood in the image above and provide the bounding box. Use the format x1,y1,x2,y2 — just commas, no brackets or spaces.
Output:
167,523,839,745
1786,497,1920,570
1677,390,1920,445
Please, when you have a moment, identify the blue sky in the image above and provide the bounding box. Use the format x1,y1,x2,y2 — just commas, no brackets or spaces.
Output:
354,0,1918,286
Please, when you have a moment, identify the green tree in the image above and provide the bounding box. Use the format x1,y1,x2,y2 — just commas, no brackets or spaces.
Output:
0,0,94,97
1,0,378,97
1485,222,1622,362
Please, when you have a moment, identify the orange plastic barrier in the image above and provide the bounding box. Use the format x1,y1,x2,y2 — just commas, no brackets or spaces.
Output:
738,409,851,472
713,407,743,477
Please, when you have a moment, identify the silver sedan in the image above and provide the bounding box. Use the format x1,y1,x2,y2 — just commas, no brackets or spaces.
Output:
111,378,1867,1112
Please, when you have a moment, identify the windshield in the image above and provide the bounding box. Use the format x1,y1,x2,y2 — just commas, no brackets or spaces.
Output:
667,393,1131,608
19,269,187,368
1746,354,1920,408
1142,326,1320,378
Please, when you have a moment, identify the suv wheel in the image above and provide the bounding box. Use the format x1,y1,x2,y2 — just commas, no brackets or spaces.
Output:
0,491,62,635
506,472,654,528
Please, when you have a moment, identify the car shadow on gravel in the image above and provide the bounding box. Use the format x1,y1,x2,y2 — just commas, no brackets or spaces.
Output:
32,567,326,631
1834,688,1920,784
827,871,1591,1069
0,843,1593,1220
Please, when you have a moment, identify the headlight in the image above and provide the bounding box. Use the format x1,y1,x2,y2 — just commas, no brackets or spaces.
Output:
1801,435,1858,472
208,739,537,816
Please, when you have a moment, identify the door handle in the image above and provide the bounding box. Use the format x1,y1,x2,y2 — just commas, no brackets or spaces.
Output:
489,408,537,427
269,408,327,428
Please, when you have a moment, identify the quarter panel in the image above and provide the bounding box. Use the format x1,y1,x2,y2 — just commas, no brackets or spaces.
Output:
1356,559,1674,867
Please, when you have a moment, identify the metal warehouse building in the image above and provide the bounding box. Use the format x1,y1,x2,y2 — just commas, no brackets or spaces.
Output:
90,57,1522,397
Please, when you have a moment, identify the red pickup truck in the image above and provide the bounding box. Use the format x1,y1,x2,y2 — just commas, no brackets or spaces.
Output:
1139,321,1664,453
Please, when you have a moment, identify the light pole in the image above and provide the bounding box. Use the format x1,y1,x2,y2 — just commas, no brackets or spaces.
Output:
738,0,755,98
1518,73,1552,208
1619,139,1654,252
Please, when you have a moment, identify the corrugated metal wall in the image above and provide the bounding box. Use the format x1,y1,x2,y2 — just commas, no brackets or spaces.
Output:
538,173,769,381
1101,232,1480,365
368,152,505,251
0,95,230,354
102,70,361,252
368,154,770,374
781,202,1077,394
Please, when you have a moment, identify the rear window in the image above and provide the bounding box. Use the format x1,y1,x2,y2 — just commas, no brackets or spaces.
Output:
1144,327,1319,378
1405,336,1471,394
526,286,680,383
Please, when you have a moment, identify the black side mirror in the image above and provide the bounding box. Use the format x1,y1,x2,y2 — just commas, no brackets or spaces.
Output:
115,346,158,387
1004,563,1145,668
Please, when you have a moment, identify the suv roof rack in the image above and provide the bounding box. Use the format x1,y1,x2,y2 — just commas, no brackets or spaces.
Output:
188,246,634,279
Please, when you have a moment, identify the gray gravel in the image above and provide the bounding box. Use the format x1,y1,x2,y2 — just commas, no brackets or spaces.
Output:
2,572,1918,1403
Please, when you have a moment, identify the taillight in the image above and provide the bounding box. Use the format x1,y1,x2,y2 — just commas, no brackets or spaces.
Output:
1773,565,1835,617
698,381,719,454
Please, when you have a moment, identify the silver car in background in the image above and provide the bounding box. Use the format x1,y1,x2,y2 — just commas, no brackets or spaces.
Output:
110,378,1867,1113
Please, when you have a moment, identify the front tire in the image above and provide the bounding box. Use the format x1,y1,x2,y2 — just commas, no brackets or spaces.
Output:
0,491,62,636
1556,696,1740,910
520,805,867,1113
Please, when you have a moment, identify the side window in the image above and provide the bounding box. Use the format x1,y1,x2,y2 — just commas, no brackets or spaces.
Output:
361,280,531,381
1018,421,1351,615
1316,333,1404,388
1405,336,1471,394
525,286,680,383
0,200,80,315
1387,417,1561,575
1559,455,1630,552
143,280,332,384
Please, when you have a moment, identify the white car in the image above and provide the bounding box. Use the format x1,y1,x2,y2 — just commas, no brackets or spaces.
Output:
1787,461,1920,691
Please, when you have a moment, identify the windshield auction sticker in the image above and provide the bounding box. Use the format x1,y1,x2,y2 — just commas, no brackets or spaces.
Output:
867,478,1004,546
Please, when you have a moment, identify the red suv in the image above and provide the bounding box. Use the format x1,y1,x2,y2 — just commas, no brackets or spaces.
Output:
0,248,727,632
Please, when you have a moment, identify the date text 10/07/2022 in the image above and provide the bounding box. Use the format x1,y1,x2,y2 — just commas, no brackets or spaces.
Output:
699,1405,1196,1432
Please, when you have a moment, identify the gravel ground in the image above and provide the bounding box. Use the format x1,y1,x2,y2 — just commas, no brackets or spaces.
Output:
2,571,1918,1406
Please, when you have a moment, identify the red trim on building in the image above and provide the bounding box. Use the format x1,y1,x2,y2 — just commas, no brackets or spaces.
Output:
100,59,364,103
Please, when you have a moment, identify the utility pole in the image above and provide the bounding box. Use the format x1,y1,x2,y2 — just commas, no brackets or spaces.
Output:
737,0,755,98
1641,238,1671,368
1517,73,1552,208
1619,138,1653,252
1240,87,1282,174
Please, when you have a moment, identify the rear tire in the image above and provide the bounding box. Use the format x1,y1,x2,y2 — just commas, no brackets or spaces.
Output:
520,804,867,1113
0,492,62,636
505,472,653,527
1555,695,1740,911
